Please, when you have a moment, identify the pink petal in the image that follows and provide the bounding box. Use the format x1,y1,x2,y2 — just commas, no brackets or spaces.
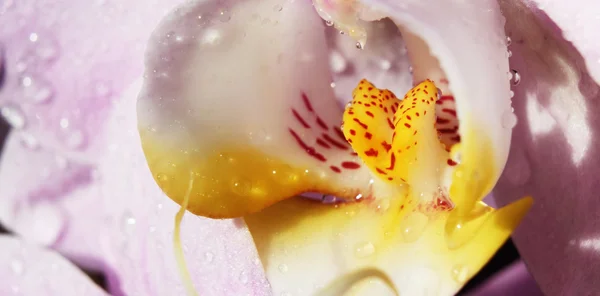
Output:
0,0,174,160
494,0,600,294
467,260,543,296
0,235,109,296
529,0,600,84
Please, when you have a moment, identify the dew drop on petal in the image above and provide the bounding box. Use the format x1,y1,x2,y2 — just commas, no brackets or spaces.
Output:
19,132,39,150
121,211,137,235
329,50,347,74
400,212,429,242
355,41,363,50
204,251,214,263
509,90,515,98
502,111,517,129
218,9,231,22
325,20,334,27
511,69,521,86
354,241,376,258
506,71,513,81
272,4,283,12
506,36,512,46
278,263,289,273
451,264,470,283
239,270,249,284
1,105,25,129
10,258,24,275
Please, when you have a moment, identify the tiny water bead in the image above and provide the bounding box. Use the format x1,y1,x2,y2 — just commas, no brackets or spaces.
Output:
506,36,512,46
20,74,54,104
399,212,429,243
325,20,334,27
355,41,363,50
354,241,376,258
278,263,289,273
451,264,470,283
1,104,25,128
511,69,521,86
501,111,517,129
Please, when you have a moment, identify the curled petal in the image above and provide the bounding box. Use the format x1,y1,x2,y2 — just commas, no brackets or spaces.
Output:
138,0,374,218
0,235,109,296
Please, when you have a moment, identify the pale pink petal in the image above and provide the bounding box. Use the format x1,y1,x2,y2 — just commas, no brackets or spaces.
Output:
0,235,109,296
494,0,600,294
0,0,175,160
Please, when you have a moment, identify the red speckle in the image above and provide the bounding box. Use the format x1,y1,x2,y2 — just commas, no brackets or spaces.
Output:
406,115,412,121
302,93,314,112
350,129,356,136
376,168,387,175
381,141,392,152
387,118,395,129
342,161,361,169
365,111,374,118
386,152,396,170
423,89,429,95
350,152,358,156
316,117,328,130
322,134,348,150
316,138,331,149
438,127,458,134
415,112,420,117
442,108,457,117
292,109,310,128
288,128,326,162
330,166,341,173
334,128,348,143
353,118,369,129
365,132,373,140
436,118,451,124
447,159,458,166
365,148,378,157
388,177,394,181
404,123,411,128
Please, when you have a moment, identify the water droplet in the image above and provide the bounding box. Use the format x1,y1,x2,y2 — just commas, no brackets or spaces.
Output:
121,211,136,235
63,129,86,149
272,168,299,185
278,263,289,273
1,105,26,129
507,50,513,58
239,271,249,283
511,69,521,86
59,117,69,129
506,71,513,81
354,241,376,258
218,9,231,22
95,82,112,97
436,87,442,99
506,36,512,46
329,51,347,74
379,59,391,70
408,66,414,74
231,178,252,195
451,264,470,283
330,82,336,88
321,194,337,204
400,212,429,242
501,111,517,129
509,90,515,98
204,251,214,263
355,42,363,50
11,258,24,275
325,20,334,27
273,4,283,11
19,132,39,150
355,193,363,201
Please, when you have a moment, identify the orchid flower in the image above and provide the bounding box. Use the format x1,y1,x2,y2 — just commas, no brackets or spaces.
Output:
0,0,597,295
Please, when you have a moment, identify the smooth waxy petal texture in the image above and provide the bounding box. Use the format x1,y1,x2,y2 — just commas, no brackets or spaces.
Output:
138,0,375,218
0,235,109,296
246,196,531,295
493,0,600,294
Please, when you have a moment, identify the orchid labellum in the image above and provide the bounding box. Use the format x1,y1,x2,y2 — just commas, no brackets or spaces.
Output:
137,0,531,294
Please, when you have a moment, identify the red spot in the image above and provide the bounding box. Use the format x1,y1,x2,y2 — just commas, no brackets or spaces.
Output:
442,108,457,117
406,115,412,121
342,161,361,169
350,129,356,136
451,135,461,142
391,105,397,113
288,129,326,162
316,117,328,130
365,103,371,107
334,128,348,142
365,148,378,157
292,109,310,128
353,118,369,129
438,127,458,134
350,152,358,156
365,111,374,118
387,118,395,129
302,93,313,112
439,95,455,102
383,107,388,113
368,87,373,91
365,132,373,140
404,123,412,128
436,118,451,124
316,138,331,149
381,141,392,152
415,112,420,117
447,159,458,166
423,89,429,94
370,95,377,99
386,152,396,170
330,166,341,173
376,168,387,175
322,134,349,150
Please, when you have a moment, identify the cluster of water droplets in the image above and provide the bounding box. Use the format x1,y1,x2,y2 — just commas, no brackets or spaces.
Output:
502,36,520,129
